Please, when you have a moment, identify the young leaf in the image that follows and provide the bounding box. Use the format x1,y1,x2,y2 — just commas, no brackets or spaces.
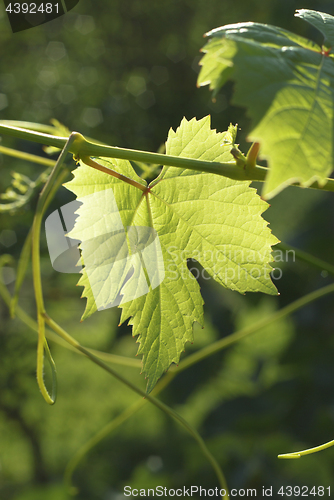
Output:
64,116,278,392
198,10,334,199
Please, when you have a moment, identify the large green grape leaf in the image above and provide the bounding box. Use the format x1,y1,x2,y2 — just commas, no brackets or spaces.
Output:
198,9,334,199
64,116,278,391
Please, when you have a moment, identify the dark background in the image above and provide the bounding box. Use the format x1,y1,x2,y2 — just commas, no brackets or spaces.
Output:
1,0,334,498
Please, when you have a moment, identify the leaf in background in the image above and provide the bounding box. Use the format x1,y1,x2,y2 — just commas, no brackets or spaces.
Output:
296,9,334,48
64,116,278,391
198,10,334,199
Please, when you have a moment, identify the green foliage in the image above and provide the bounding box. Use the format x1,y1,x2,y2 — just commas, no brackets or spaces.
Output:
64,116,278,391
180,297,294,429
2,3,334,498
0,169,50,213
198,9,334,198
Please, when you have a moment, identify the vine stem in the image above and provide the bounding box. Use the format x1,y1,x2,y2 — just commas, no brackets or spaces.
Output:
43,313,229,499
32,133,83,404
82,156,147,192
278,439,334,459
0,144,55,167
9,167,70,320
2,122,334,193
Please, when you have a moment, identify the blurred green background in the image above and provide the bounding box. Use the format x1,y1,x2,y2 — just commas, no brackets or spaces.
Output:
1,0,334,498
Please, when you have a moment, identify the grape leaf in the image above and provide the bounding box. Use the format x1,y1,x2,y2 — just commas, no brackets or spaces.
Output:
296,9,334,48
198,10,334,199
64,116,278,391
